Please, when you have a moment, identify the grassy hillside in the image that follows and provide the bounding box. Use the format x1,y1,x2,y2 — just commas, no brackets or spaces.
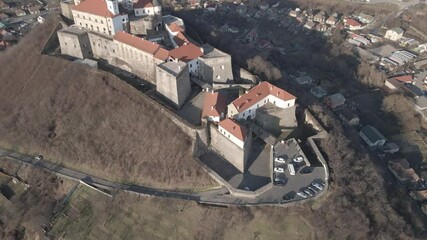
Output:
0,18,215,190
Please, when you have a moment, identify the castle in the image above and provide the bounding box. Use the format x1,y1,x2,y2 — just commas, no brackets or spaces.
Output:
58,0,233,108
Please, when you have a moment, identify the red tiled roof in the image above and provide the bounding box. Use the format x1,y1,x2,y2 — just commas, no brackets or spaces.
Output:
134,0,154,8
73,0,118,18
231,81,296,113
344,18,361,27
202,92,227,118
168,23,184,33
394,75,413,83
173,32,190,46
219,118,247,141
169,43,203,62
113,31,169,61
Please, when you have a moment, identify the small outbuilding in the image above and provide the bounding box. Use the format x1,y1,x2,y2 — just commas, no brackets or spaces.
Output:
324,93,345,109
359,125,386,149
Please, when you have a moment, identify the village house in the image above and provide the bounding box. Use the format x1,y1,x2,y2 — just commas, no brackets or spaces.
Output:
410,190,427,201
310,86,327,98
15,9,26,17
28,6,41,14
187,0,201,9
258,1,269,10
385,27,404,41
202,91,227,122
336,108,360,126
133,0,162,17
324,93,345,109
304,20,316,30
46,3,61,11
343,18,363,30
313,13,326,23
72,0,129,36
357,13,374,24
236,3,247,14
227,81,296,120
326,16,338,25
388,159,420,183
359,125,386,149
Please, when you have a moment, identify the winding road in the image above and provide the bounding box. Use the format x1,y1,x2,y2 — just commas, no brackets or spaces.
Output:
0,148,324,206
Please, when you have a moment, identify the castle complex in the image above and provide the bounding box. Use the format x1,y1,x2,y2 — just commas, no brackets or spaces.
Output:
57,0,297,174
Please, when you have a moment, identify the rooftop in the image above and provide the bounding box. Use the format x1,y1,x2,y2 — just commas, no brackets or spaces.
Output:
113,31,169,61
230,82,296,113
389,27,404,34
73,0,118,18
200,44,229,58
157,61,187,76
169,43,203,62
134,0,160,8
202,91,227,118
219,118,247,141
392,75,413,83
360,125,386,143
162,15,184,28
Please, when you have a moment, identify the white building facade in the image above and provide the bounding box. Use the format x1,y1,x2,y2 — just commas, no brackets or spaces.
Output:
72,0,129,35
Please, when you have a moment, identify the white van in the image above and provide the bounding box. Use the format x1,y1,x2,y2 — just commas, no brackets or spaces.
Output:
288,163,295,176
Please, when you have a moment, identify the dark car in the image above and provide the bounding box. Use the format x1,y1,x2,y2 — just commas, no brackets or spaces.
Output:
282,192,295,201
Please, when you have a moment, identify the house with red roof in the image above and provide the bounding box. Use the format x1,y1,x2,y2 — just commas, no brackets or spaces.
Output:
227,81,296,120
72,0,129,35
343,18,363,30
202,91,227,122
169,43,203,76
133,0,162,17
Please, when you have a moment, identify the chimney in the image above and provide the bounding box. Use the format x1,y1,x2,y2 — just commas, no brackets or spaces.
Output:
270,86,273,90
211,105,214,110
245,90,248,93
246,99,250,103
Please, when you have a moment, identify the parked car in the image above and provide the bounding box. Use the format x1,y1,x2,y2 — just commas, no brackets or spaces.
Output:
287,163,295,176
282,192,295,201
34,154,43,161
294,156,304,163
307,187,317,195
297,191,308,198
274,178,286,185
303,189,313,197
274,167,285,173
274,157,286,163
312,182,324,191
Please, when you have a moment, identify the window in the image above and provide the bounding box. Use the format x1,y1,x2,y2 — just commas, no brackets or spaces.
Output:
196,61,199,65
64,42,67,46
288,103,290,107
112,49,115,53
122,18,125,22
136,10,139,14
216,75,220,79
228,134,230,138
257,104,259,107
95,19,98,23
249,110,251,113
79,22,82,26
243,113,245,117
220,65,224,69
85,23,88,28
101,20,103,24
190,64,192,68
